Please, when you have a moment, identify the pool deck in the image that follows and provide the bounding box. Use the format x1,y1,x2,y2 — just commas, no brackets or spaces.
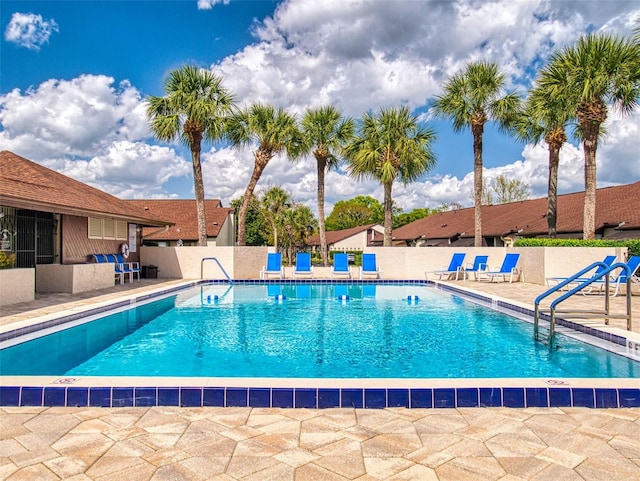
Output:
1,279,640,480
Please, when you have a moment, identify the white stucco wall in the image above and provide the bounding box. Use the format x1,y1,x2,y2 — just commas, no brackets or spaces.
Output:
36,263,114,293
0,268,35,306
139,246,626,285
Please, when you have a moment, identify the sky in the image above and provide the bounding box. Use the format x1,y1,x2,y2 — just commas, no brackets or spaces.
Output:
1,0,639,216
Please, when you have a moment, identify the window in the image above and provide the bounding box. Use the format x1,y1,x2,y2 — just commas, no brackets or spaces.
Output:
88,218,127,240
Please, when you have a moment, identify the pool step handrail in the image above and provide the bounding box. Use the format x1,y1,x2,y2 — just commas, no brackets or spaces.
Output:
201,257,233,283
534,261,632,346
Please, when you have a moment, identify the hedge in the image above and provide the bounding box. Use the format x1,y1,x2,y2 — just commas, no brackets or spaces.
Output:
513,238,640,257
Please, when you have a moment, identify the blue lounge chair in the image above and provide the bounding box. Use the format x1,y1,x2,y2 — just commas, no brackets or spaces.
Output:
591,256,640,296
105,254,133,284
292,252,314,279
476,253,521,283
463,255,489,280
260,252,284,279
94,253,127,284
116,253,140,282
425,253,466,280
546,255,617,288
360,253,380,279
331,253,352,279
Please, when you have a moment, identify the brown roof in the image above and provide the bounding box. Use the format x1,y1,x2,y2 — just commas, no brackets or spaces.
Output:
307,224,382,246
393,181,640,242
0,150,168,226
125,199,233,241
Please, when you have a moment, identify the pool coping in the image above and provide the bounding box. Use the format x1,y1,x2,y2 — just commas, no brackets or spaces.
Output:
2,279,639,409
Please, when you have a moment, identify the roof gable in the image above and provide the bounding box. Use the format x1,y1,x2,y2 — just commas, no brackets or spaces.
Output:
125,199,233,240
0,150,168,226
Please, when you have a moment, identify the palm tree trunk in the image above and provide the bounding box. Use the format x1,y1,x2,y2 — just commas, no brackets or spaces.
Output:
273,220,278,251
546,143,560,238
316,156,328,266
582,133,598,240
472,124,484,247
238,151,270,246
383,182,393,246
190,146,208,247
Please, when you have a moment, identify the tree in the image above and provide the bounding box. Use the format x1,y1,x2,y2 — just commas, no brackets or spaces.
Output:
297,106,354,266
260,186,292,250
393,207,439,228
345,106,437,246
226,103,299,246
434,61,521,246
515,81,572,237
539,33,640,239
230,195,268,246
490,175,530,204
279,204,317,264
147,65,235,246
325,199,379,231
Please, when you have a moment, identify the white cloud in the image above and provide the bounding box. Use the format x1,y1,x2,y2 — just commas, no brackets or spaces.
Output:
197,0,230,10
0,75,149,159
4,12,58,50
44,141,191,199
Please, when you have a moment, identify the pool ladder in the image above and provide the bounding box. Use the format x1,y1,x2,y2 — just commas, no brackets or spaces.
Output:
201,257,233,283
533,261,633,347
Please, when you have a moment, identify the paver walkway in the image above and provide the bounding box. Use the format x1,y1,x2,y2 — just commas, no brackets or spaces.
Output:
2,405,640,480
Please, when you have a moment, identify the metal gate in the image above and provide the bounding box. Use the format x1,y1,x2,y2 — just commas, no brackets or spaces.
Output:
2,208,56,268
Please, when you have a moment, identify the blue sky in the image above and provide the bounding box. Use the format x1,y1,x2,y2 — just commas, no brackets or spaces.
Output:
1,0,639,214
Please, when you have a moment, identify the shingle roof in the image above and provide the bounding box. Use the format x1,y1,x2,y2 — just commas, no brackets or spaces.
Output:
393,181,640,242
125,199,234,241
0,150,168,226
307,224,382,246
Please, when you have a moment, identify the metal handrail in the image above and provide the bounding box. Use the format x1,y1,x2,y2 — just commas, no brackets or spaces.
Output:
534,261,632,346
201,257,233,283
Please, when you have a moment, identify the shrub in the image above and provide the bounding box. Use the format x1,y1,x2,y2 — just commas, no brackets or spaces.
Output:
513,238,640,257
0,251,16,269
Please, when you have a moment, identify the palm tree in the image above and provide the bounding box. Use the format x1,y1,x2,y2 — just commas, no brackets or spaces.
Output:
261,186,292,251
226,103,299,246
297,106,355,266
434,61,521,246
344,106,437,246
515,83,573,238
147,65,235,246
538,33,640,239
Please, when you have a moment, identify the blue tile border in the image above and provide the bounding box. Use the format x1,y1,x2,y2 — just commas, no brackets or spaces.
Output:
2,385,639,409
3,279,638,410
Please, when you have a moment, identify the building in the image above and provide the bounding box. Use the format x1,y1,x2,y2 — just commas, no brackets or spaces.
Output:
125,199,235,247
392,182,640,246
306,224,385,252
0,151,169,267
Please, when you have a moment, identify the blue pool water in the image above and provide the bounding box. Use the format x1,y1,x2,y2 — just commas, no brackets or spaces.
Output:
1,283,638,378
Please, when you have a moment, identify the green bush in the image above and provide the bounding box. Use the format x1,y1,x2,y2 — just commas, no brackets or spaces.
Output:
513,238,640,257
0,251,16,269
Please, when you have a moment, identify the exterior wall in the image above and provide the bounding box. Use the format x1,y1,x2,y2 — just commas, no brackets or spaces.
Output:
62,215,141,265
540,246,628,285
332,231,370,251
140,246,239,280
215,213,236,246
0,268,35,306
139,246,625,284
36,263,114,293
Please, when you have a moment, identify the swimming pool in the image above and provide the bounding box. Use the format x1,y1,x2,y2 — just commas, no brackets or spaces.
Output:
2,283,638,378
1,281,639,409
